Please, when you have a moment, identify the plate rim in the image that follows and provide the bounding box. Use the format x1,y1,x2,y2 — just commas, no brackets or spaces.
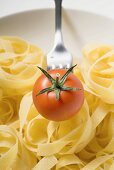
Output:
0,7,114,22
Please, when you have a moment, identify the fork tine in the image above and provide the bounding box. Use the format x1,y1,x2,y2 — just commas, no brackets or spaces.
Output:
66,64,71,69
52,64,56,69
47,66,51,71
62,64,71,69
59,64,63,69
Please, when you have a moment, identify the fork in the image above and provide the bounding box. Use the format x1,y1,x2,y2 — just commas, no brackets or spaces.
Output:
47,0,73,70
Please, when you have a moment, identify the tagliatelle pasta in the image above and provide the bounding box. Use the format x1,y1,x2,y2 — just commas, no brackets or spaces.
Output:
0,37,114,169
0,36,45,96
0,125,37,170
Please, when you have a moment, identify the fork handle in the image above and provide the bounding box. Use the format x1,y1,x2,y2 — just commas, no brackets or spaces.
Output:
54,0,62,30
54,0,63,46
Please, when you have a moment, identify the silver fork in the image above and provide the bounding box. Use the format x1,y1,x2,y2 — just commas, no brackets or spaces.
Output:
47,0,73,70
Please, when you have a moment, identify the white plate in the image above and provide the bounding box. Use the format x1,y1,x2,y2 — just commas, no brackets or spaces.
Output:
0,8,114,60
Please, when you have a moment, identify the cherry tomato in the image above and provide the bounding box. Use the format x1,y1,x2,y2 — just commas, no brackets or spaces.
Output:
32,66,84,121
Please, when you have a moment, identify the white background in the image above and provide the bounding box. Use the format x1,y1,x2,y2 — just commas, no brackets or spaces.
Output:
0,0,114,19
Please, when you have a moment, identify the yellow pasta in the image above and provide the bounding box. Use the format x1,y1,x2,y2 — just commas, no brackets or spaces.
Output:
0,36,45,96
0,37,114,169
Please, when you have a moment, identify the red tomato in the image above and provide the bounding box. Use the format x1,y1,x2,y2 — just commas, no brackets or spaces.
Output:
32,67,84,121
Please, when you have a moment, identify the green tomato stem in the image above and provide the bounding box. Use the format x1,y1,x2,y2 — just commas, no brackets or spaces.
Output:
56,73,60,88
36,65,81,100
